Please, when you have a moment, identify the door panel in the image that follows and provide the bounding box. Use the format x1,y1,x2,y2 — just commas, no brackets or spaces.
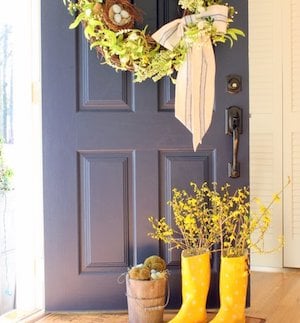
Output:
42,0,248,310
79,150,133,273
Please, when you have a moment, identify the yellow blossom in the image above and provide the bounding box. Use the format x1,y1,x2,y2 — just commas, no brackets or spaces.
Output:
148,179,290,257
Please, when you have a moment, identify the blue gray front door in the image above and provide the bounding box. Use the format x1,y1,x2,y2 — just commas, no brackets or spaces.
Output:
41,0,248,310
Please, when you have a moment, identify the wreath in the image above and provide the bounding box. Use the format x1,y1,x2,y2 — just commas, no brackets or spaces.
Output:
63,0,244,150
64,0,243,82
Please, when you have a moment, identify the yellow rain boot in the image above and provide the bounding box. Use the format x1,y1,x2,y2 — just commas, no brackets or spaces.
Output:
210,255,248,323
169,251,210,323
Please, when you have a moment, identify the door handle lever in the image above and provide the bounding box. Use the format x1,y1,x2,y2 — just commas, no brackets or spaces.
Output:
225,106,243,178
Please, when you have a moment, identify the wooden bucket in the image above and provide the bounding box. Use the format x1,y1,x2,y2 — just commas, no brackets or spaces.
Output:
126,274,168,323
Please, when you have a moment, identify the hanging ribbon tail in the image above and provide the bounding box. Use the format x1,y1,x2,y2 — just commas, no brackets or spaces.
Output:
152,5,228,151
175,40,216,151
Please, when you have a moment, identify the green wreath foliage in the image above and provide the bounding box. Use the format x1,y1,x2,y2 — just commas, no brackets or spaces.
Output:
64,0,244,82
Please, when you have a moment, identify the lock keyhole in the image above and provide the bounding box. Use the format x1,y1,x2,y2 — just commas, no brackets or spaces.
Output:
226,107,242,135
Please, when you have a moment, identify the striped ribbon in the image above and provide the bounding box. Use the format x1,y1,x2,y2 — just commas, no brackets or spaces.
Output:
152,5,228,151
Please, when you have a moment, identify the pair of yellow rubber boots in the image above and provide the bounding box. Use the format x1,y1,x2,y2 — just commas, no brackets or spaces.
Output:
169,252,248,323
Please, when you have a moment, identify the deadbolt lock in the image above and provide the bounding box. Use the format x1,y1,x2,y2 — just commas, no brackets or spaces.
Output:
227,75,242,94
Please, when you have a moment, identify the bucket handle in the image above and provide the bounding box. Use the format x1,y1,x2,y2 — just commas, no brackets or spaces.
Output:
117,272,127,284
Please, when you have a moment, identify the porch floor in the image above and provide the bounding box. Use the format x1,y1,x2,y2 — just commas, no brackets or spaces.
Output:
2,270,300,323
34,270,300,323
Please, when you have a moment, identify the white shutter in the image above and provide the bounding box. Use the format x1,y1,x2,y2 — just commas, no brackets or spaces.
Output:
283,0,300,267
249,0,284,267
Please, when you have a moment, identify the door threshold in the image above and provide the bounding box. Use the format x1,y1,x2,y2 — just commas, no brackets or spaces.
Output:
0,309,45,323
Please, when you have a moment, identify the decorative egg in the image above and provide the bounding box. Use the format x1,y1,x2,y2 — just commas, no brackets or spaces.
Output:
114,13,122,24
120,10,130,19
112,4,122,14
156,272,163,279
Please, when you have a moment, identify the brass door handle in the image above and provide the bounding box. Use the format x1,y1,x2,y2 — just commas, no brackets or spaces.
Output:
226,106,242,178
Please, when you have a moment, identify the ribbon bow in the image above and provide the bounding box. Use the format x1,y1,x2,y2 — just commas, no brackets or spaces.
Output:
152,5,228,151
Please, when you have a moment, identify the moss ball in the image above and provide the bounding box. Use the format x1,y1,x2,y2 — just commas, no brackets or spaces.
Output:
144,255,166,272
128,266,151,280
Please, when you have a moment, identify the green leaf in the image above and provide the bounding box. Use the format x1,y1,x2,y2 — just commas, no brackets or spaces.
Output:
227,28,246,37
88,19,103,27
228,31,238,41
224,35,234,47
84,25,92,39
69,12,85,29
90,41,103,49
